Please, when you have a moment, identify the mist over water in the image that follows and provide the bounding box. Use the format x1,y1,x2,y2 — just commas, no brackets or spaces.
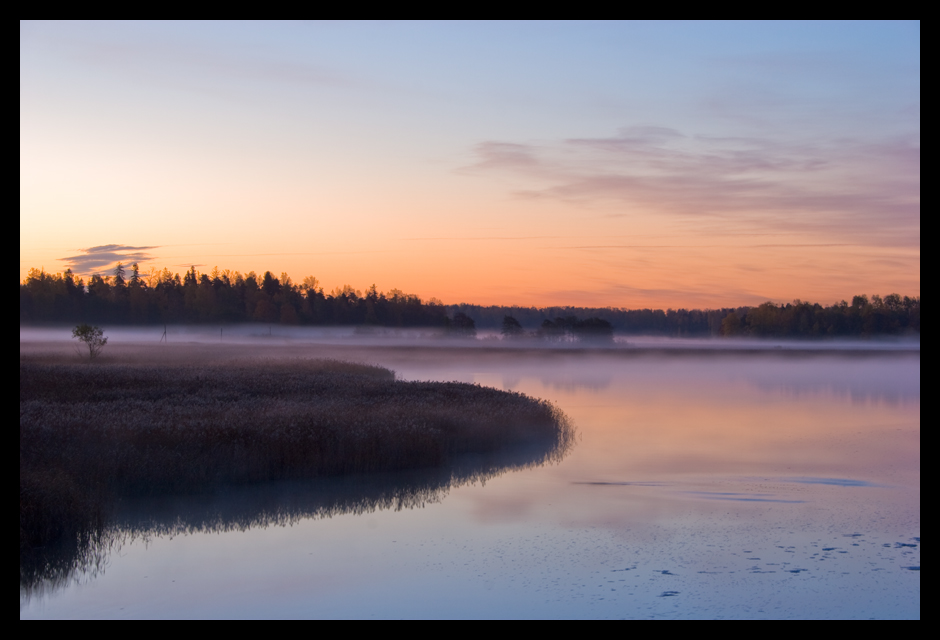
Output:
20,324,922,349
20,335,919,619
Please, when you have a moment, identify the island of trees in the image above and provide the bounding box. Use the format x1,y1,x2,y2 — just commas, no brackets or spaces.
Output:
20,264,919,338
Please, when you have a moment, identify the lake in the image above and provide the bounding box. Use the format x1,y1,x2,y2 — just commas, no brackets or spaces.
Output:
20,331,920,619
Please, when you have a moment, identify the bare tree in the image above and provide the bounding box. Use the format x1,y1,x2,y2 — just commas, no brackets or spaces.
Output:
72,324,108,360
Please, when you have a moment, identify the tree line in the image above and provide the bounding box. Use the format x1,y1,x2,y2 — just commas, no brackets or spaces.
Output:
455,296,920,338
20,264,919,338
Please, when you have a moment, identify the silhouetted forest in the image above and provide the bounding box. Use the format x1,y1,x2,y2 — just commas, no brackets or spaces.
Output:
20,264,919,338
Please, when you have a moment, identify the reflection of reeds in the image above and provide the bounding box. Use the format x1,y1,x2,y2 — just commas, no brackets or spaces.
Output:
20,358,574,590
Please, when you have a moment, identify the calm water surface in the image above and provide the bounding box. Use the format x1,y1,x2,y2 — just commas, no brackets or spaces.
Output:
20,341,920,619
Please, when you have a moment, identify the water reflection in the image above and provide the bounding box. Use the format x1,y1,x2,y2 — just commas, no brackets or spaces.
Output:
19,342,918,619
20,436,573,600
785,477,879,487
680,491,806,503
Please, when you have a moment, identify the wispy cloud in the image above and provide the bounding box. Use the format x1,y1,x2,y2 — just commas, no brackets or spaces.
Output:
30,26,354,97
463,127,920,248
79,41,349,90
462,142,544,172
59,244,159,276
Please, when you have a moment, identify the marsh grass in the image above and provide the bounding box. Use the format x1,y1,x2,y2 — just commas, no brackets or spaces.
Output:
20,357,573,577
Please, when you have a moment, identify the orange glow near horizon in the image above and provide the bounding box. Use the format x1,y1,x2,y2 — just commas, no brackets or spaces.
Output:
19,235,920,310
19,22,919,311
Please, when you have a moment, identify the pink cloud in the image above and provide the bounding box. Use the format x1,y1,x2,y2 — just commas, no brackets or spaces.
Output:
466,128,919,248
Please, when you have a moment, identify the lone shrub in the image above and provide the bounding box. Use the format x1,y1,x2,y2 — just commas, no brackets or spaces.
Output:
72,324,107,360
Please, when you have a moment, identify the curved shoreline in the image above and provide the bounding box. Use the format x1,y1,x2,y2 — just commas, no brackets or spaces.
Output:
20,357,574,557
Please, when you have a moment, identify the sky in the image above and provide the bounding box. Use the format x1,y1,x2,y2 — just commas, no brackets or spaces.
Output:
20,21,920,309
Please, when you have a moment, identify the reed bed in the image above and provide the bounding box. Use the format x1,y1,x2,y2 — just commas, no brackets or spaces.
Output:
20,359,573,555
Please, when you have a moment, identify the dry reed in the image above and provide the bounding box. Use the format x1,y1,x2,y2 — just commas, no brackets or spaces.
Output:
20,359,573,556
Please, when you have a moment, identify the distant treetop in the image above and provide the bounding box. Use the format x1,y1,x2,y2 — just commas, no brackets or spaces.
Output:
20,266,919,338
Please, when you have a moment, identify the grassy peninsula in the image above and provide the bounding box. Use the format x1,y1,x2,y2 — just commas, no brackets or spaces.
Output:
20,357,573,554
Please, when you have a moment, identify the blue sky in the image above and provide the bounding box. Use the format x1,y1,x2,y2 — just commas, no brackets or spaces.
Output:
20,21,919,307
